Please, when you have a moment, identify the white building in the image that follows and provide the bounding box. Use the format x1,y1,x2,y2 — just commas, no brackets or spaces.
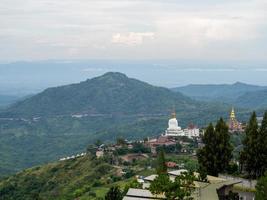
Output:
165,112,185,137
164,112,200,138
184,125,200,138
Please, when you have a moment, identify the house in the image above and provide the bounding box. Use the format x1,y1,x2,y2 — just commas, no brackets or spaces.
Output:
165,161,178,168
124,169,242,200
96,150,104,158
123,188,164,200
147,136,176,148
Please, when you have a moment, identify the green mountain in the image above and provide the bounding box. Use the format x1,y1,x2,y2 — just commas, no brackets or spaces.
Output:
0,72,234,177
0,155,117,200
0,95,20,108
234,89,267,109
3,72,195,118
173,82,267,106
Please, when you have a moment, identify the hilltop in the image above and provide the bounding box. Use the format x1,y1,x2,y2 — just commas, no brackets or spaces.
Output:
0,72,236,177
3,72,194,118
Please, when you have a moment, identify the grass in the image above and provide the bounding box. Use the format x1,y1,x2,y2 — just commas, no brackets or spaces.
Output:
233,185,256,193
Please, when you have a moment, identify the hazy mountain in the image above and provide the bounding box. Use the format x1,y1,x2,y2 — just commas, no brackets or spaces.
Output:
234,89,267,109
172,82,267,106
0,72,236,176
0,95,20,108
3,72,196,117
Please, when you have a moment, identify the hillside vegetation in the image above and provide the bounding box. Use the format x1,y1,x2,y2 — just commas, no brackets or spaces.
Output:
234,89,267,109
0,72,240,177
0,155,118,200
3,72,195,118
173,82,267,109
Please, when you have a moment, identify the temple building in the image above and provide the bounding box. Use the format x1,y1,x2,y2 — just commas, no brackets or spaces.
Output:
165,112,185,137
228,108,243,133
184,123,200,138
164,112,200,138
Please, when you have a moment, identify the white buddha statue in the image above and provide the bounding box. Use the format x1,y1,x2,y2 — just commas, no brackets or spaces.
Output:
165,112,184,136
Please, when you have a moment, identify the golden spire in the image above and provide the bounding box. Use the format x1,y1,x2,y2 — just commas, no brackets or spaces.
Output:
171,106,176,118
230,107,236,119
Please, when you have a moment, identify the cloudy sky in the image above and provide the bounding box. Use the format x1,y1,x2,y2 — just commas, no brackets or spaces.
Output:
1,0,267,62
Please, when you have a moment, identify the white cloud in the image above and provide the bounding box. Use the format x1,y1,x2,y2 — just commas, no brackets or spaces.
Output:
0,0,266,61
111,32,155,46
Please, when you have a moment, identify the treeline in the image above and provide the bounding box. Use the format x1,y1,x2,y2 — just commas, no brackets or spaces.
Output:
197,111,267,199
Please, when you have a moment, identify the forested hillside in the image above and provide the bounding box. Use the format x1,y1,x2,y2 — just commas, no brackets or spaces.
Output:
173,82,267,108
0,72,242,177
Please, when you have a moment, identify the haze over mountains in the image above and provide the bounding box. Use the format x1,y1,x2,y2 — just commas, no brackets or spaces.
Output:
0,72,266,177
1,60,267,97
3,72,195,118
173,82,267,109
0,72,230,176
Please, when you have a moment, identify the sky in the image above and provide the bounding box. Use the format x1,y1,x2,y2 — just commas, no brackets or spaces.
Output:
0,0,267,93
1,0,267,62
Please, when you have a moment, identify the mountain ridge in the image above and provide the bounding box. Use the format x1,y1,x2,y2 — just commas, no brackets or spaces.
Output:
0,72,247,177
2,72,195,118
172,82,267,107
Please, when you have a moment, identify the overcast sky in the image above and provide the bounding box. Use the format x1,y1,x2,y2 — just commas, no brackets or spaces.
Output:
1,0,267,62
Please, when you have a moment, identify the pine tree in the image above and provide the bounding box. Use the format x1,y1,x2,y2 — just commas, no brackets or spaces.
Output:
197,119,233,176
215,118,233,174
156,148,167,175
255,172,267,200
105,186,123,200
240,112,262,178
259,111,267,176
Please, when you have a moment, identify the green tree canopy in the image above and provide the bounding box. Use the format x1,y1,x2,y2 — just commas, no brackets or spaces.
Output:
149,171,195,200
255,172,267,200
105,186,123,200
197,118,233,176
240,111,266,178
259,111,267,176
156,148,167,175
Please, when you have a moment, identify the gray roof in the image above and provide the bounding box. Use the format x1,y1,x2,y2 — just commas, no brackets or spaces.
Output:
124,188,164,199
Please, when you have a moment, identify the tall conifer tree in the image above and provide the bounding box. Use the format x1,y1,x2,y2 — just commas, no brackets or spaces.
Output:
156,148,167,175
240,112,262,178
259,111,267,176
198,119,232,176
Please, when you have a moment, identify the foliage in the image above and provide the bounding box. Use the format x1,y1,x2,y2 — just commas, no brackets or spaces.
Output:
149,171,195,200
156,149,167,175
255,172,267,200
197,165,208,182
130,142,151,154
0,72,246,176
0,156,115,200
240,111,267,178
197,118,233,176
156,143,181,154
224,191,239,200
226,162,239,175
123,179,142,195
105,186,123,200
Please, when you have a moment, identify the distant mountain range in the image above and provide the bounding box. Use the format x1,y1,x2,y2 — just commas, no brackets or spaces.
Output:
0,95,21,108
3,72,196,118
173,82,267,109
0,72,255,177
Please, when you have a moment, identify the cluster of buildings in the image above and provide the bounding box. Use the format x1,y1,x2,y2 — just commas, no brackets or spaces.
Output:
164,112,200,138
123,169,243,200
59,152,87,161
